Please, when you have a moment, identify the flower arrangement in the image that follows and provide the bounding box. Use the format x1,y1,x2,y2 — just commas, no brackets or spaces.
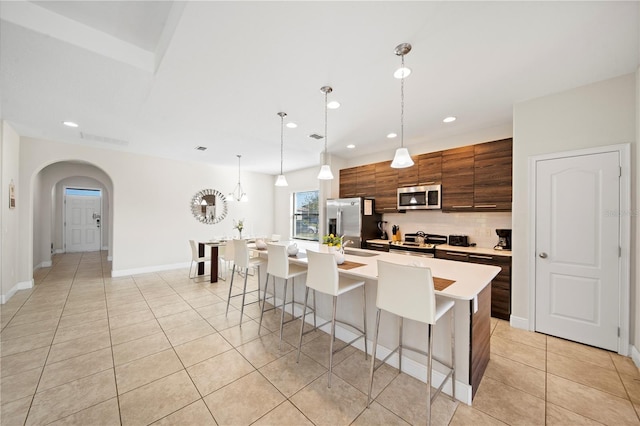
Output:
322,233,342,248
233,219,244,237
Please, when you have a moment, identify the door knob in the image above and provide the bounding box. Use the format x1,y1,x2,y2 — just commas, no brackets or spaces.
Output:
539,252,548,259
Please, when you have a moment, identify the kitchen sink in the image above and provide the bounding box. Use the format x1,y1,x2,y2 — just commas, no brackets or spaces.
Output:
344,249,379,257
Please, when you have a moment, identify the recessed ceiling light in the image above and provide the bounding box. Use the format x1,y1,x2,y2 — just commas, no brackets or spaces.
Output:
62,121,79,128
347,144,355,149
443,116,457,123
387,133,397,139
286,122,297,128
393,67,411,79
327,101,340,109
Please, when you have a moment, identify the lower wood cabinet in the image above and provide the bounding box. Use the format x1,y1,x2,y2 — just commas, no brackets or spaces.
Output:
436,249,511,320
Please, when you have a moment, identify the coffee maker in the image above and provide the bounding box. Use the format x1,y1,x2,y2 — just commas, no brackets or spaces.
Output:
494,229,511,250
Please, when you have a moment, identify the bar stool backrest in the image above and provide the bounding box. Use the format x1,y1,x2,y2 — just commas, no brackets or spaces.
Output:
266,243,289,277
306,250,340,296
376,260,437,325
232,239,250,269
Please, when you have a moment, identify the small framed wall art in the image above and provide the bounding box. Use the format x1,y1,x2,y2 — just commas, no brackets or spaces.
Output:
9,181,15,209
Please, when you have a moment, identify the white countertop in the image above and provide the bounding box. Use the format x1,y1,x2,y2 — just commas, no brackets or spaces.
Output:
277,242,500,301
436,244,512,257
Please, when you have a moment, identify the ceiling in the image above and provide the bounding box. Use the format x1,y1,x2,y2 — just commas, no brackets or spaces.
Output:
1,1,638,174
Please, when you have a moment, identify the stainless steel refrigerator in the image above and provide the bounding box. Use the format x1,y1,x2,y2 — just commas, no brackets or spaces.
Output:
326,197,381,249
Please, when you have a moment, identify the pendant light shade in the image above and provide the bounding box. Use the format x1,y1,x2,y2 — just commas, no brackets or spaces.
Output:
229,154,248,202
390,43,414,169
275,112,289,187
317,86,334,180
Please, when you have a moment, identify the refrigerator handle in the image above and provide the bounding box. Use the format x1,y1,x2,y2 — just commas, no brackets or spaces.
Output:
337,209,342,236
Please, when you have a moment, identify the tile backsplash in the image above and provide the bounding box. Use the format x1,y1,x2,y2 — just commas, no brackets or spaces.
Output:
381,210,512,249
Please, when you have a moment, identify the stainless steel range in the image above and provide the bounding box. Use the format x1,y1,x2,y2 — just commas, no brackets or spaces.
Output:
388,232,448,257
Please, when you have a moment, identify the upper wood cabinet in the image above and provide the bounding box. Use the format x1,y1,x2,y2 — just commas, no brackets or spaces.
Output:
339,167,357,198
417,152,442,185
441,145,475,210
355,164,376,197
338,138,512,212
339,164,376,198
374,161,398,213
473,138,512,211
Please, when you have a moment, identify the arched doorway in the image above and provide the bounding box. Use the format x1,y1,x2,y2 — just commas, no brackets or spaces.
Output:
33,161,114,270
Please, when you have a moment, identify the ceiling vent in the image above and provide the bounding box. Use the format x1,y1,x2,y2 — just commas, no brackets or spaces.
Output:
80,132,128,146
308,134,324,140
195,146,208,151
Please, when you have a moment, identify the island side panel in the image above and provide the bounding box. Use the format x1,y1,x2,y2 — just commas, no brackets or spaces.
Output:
470,283,491,398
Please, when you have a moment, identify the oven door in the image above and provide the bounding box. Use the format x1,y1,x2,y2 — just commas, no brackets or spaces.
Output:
389,247,435,258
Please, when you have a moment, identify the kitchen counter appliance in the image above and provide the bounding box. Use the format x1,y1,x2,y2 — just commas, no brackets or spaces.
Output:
449,235,470,247
388,232,447,257
326,197,381,249
494,229,512,250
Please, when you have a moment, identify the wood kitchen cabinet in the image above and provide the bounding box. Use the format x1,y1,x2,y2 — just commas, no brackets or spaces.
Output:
417,151,442,185
436,248,512,320
339,167,357,198
397,162,418,187
374,161,399,213
441,145,475,210
474,138,512,211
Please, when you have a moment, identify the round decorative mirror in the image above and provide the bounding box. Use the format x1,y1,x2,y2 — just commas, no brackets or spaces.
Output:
191,189,228,224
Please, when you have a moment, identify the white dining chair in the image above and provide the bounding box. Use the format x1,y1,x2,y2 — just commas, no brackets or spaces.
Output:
368,260,456,425
297,249,367,387
188,240,211,280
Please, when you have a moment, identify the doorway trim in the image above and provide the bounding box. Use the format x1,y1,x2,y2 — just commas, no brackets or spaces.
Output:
63,185,103,253
528,143,630,355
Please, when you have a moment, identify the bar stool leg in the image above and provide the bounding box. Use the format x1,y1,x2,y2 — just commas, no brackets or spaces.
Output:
399,317,404,372
367,308,382,408
427,323,434,426
279,278,288,349
451,307,456,401
328,295,338,388
362,285,368,360
225,264,237,316
291,278,295,317
258,273,271,335
239,267,249,327
312,290,317,329
296,287,310,363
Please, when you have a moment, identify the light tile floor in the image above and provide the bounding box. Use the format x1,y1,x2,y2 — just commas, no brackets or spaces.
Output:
1,252,639,425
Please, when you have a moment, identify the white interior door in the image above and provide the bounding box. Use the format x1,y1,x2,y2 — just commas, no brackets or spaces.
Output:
65,194,101,252
535,151,620,351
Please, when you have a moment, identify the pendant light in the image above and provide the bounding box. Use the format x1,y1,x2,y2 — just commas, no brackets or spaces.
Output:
317,85,334,180
229,154,248,202
390,43,415,169
275,112,288,186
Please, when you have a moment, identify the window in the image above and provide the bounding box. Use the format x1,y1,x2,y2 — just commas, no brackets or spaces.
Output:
65,188,101,197
292,190,319,240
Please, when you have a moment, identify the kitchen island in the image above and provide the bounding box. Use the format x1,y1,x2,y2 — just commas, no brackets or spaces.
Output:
258,242,500,404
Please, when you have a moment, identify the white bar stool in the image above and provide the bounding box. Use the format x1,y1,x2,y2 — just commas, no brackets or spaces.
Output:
225,239,266,326
258,243,310,347
297,250,367,387
368,260,455,425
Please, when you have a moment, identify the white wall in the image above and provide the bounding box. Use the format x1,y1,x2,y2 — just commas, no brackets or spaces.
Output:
1,121,26,302
512,73,637,336
17,136,276,283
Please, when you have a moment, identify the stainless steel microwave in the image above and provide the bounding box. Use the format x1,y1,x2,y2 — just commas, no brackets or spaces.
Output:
397,185,442,210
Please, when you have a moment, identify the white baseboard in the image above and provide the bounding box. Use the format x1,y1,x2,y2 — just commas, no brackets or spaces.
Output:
509,315,530,331
270,292,473,405
34,260,52,271
101,245,108,251
111,262,191,278
107,256,113,261
630,345,640,368
1,280,34,304
54,248,65,254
